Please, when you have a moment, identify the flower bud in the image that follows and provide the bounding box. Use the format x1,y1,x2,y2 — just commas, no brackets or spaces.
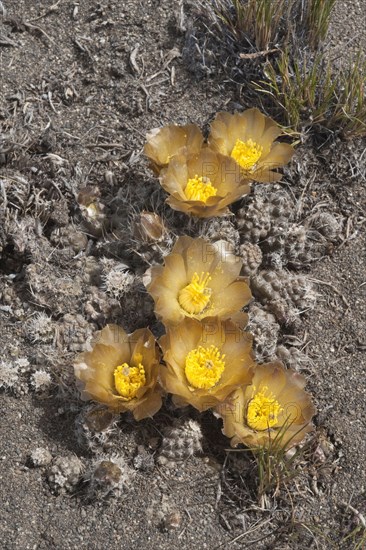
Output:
132,211,166,243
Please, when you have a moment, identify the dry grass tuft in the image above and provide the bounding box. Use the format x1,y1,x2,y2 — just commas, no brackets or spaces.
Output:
195,0,366,138
255,50,366,137
252,420,312,501
215,0,288,51
305,0,337,49
204,0,336,52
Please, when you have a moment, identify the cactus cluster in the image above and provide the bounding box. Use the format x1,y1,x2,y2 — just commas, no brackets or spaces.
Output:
236,187,340,270
196,218,240,252
46,455,85,494
239,243,263,276
157,419,203,467
70,109,317,467
251,270,317,326
75,405,118,454
84,454,133,500
2,108,330,503
100,258,135,299
247,304,280,361
0,357,41,397
29,447,53,468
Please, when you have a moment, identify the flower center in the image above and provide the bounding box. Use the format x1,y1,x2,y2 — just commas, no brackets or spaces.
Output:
185,174,217,202
246,386,283,431
114,362,146,400
231,139,263,171
178,272,212,315
185,345,225,389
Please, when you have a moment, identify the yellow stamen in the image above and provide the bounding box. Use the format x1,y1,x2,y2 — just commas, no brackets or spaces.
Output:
178,272,212,315
185,345,225,389
231,138,263,171
114,362,146,400
185,174,217,202
246,386,283,431
86,203,98,218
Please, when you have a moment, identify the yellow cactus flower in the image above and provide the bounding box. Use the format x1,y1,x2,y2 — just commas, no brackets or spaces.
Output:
216,362,316,449
208,108,294,183
144,123,204,174
159,316,255,411
144,236,252,326
159,149,251,217
74,325,162,420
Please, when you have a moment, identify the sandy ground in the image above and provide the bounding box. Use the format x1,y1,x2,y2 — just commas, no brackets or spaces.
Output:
1,1,366,549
